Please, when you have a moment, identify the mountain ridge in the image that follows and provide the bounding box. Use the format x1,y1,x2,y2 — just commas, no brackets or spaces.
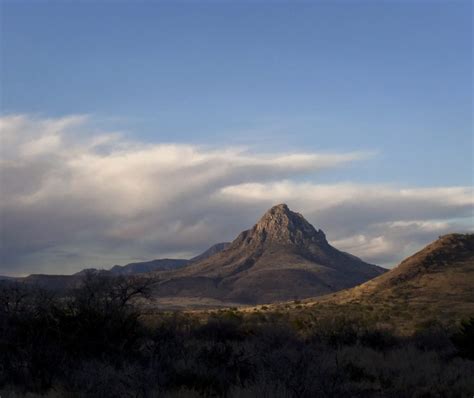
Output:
190,242,231,263
1,242,232,289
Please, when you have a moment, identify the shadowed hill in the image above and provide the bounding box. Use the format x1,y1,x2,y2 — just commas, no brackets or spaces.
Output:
318,233,473,305
109,259,189,275
5,242,231,290
190,242,231,262
259,233,474,332
109,243,232,275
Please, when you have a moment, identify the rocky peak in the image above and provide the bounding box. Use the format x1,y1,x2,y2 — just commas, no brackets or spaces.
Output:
234,204,328,247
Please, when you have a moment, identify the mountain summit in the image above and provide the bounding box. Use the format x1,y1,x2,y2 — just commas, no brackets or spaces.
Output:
235,203,327,247
155,204,386,306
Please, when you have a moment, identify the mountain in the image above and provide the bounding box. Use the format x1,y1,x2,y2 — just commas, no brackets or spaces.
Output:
83,242,233,276
320,233,474,305
5,243,231,289
70,259,189,278
295,233,474,330
106,243,232,275
110,259,189,275
154,204,386,306
190,242,231,262
19,274,82,291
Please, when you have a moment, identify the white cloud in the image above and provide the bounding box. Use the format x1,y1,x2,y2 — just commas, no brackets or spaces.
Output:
332,235,395,261
0,114,472,275
218,181,473,264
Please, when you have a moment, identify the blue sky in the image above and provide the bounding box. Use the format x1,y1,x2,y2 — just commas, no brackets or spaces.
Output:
0,1,472,274
3,1,472,185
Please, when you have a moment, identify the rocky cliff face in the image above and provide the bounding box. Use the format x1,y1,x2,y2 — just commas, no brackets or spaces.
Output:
232,203,328,248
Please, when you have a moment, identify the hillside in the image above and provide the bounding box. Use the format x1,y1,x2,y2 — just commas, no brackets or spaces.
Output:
260,233,474,332
109,259,189,275
319,233,473,304
152,204,385,306
189,242,231,262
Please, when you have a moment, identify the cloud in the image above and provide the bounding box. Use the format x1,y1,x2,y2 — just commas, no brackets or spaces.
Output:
218,182,472,264
0,114,472,275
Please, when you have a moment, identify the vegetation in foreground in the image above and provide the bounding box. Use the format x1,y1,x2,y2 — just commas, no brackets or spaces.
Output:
1,274,473,398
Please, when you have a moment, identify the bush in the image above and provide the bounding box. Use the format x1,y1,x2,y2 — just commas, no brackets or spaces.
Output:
1,278,473,397
452,317,474,359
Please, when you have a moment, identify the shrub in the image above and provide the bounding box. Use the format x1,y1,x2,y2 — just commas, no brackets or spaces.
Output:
452,317,474,359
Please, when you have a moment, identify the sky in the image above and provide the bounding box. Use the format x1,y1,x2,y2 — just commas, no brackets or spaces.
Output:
0,1,472,276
